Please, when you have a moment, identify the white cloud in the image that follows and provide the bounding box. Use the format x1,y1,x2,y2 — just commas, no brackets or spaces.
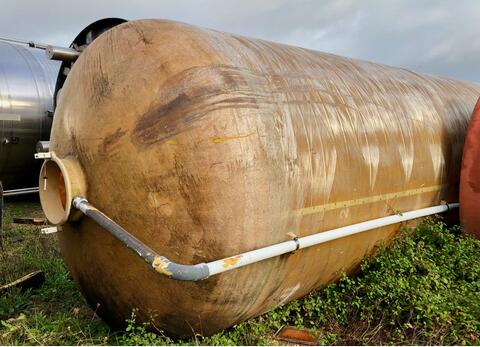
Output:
0,0,478,82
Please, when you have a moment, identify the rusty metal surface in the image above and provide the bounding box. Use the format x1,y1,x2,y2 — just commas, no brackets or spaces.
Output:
49,19,480,337
274,326,319,345
460,97,480,238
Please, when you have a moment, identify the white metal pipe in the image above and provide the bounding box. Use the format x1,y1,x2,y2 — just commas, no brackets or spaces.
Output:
3,187,39,197
0,36,48,49
73,198,457,280
206,203,458,276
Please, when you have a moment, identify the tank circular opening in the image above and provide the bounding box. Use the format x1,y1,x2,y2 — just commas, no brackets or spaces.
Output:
39,160,68,225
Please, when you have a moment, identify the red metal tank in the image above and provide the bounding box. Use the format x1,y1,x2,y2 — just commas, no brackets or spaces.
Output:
460,98,480,238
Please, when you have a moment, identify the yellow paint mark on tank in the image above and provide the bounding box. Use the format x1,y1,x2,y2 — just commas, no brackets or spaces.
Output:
152,257,173,276
294,184,444,217
210,133,253,143
222,255,242,268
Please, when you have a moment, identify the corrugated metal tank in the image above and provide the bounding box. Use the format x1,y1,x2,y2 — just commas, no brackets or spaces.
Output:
0,41,59,189
45,19,480,337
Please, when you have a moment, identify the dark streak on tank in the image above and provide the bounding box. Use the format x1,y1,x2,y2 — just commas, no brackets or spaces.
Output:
90,73,111,108
127,22,153,45
132,65,264,146
100,128,126,153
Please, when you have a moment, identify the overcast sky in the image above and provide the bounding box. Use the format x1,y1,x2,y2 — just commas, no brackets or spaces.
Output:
1,0,479,82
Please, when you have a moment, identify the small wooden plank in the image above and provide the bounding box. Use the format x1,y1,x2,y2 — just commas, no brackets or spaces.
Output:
0,271,45,294
13,217,47,225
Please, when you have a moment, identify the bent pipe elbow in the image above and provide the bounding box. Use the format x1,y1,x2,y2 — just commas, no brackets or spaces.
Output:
72,197,210,281
155,258,210,281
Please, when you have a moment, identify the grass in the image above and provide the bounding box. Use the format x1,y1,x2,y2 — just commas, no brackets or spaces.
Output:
0,197,479,345
0,197,111,345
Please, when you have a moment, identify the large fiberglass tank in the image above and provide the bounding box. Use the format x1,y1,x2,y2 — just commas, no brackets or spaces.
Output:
38,19,480,337
0,40,59,190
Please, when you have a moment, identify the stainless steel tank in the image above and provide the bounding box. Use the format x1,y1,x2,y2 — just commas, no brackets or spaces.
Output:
0,41,59,190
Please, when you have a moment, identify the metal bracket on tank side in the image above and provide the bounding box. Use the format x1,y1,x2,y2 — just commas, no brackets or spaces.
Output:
41,227,58,235
34,152,52,159
45,46,80,62
70,196,459,282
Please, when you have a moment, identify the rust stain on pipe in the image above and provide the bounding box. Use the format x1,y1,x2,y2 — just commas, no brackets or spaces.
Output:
221,255,242,268
152,257,173,276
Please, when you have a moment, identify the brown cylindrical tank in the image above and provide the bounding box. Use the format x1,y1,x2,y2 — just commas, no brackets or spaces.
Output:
41,19,480,337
